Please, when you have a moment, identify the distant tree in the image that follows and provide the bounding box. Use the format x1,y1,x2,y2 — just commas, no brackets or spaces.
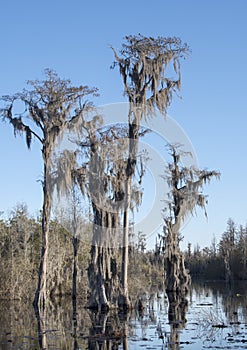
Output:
136,231,146,253
0,212,7,247
8,203,30,259
236,224,247,271
0,69,97,310
193,243,201,257
112,34,190,308
187,242,192,259
219,218,237,283
0,203,41,300
162,145,220,293
210,234,217,258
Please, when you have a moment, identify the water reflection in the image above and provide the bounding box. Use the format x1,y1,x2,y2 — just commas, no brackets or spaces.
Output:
166,292,188,350
1,281,247,349
36,308,47,350
86,310,129,349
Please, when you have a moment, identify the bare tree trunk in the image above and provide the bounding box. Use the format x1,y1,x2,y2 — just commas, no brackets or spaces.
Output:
72,236,79,301
120,183,131,309
179,253,191,291
33,154,51,311
72,253,79,350
71,238,79,349
121,211,129,299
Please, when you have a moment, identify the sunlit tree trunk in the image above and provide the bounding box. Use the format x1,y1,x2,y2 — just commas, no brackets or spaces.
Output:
33,149,52,311
71,186,80,304
72,238,79,350
120,183,131,309
119,107,141,309
72,236,79,301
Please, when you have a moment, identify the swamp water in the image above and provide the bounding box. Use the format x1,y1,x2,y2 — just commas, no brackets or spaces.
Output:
1,281,247,349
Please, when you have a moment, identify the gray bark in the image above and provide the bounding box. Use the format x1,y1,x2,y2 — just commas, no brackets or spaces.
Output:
165,224,190,293
72,236,79,301
87,206,120,310
119,108,141,309
33,153,51,311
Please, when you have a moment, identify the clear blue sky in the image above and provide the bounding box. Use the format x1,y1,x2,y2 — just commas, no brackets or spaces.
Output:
0,0,247,251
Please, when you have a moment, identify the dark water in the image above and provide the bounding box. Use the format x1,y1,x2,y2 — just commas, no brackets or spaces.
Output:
1,281,247,349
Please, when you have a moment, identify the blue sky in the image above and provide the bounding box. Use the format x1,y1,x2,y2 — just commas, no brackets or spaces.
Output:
0,0,247,250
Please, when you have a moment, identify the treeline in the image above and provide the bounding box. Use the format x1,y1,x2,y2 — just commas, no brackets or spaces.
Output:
3,203,244,303
0,203,91,301
0,203,162,302
185,218,247,281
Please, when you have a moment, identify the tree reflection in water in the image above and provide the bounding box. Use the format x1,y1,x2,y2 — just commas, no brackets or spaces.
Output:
33,298,130,349
84,291,189,350
3,282,247,349
36,308,47,350
72,296,79,350
166,291,188,350
86,310,129,350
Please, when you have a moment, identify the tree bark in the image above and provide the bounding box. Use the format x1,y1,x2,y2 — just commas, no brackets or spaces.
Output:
119,186,131,310
72,236,79,301
72,244,79,350
119,106,141,309
87,206,120,310
33,150,51,311
165,224,190,294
